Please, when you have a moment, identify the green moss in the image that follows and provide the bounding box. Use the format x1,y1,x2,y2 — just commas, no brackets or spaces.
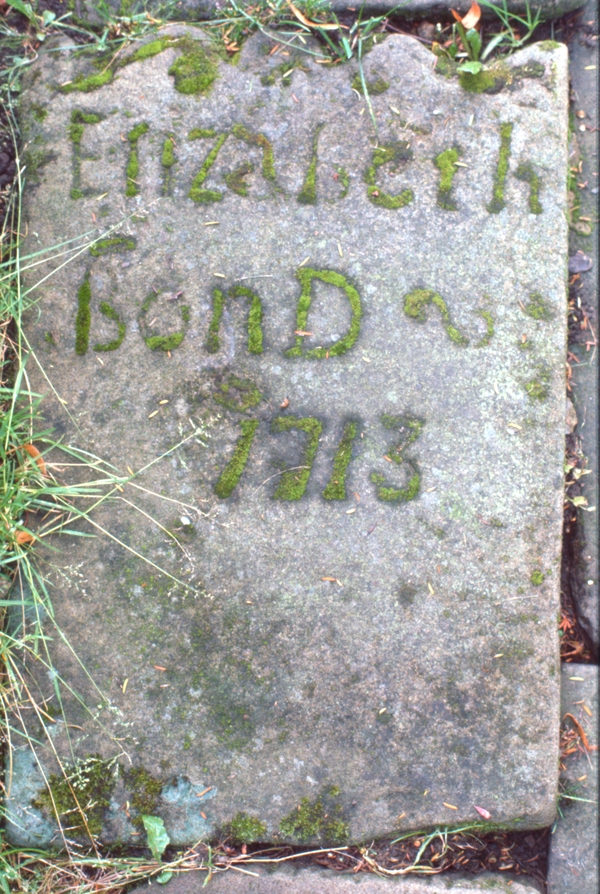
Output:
206,285,264,354
232,124,276,182
434,147,459,210
279,790,349,844
94,302,126,352
123,766,163,830
225,812,267,844
371,414,423,503
215,419,259,498
162,136,175,167
286,268,362,359
61,69,114,93
475,309,494,347
139,291,187,352
33,755,118,837
515,162,542,214
30,102,48,122
89,236,136,256
225,162,254,196
351,73,389,95
126,121,149,197
459,68,504,93
214,375,261,412
189,132,227,203
322,421,358,500
22,147,50,185
272,416,322,501
524,365,550,401
522,291,554,321
130,37,173,62
487,122,513,214
260,59,304,87
68,110,102,143
335,165,350,199
168,38,219,95
188,127,217,140
403,288,468,346
298,124,323,205
538,40,561,50
44,331,56,346
364,142,413,209
75,271,91,355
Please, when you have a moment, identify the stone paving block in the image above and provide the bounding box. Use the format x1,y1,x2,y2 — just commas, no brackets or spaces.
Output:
547,663,598,894
130,866,543,893
7,27,568,846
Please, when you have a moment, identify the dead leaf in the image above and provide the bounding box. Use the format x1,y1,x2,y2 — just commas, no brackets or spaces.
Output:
22,443,47,476
474,805,492,819
285,0,340,30
294,330,313,337
564,712,597,751
451,2,481,28
16,531,35,545
280,398,290,409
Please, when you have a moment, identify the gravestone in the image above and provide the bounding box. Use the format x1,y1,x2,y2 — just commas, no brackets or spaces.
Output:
8,26,568,847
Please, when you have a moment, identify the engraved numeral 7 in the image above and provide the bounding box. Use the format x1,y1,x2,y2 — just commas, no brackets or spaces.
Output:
271,416,322,501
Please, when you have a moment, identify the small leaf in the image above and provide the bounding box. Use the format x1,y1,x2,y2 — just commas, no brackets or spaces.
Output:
570,495,589,507
142,815,170,862
474,805,492,820
5,0,36,22
157,871,174,884
21,443,47,476
466,28,482,58
462,2,482,29
42,9,56,25
16,530,35,545
457,60,485,74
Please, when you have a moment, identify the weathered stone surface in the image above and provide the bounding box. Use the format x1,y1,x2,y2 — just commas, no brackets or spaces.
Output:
547,664,598,894
8,27,567,846
131,866,543,893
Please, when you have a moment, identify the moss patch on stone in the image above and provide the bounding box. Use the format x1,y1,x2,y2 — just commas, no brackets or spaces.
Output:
225,162,254,196
168,37,219,95
126,121,149,197
232,124,276,182
188,127,217,140
364,141,413,209
213,375,261,412
403,288,468,346
75,271,91,355
224,812,267,844
487,122,513,214
351,73,389,95
94,302,126,352
522,292,554,321
515,162,542,214
139,291,186,352
298,124,323,206
322,420,358,501
279,789,349,844
214,419,259,499
33,755,118,837
524,364,550,401
530,570,545,585
69,110,103,199
475,309,495,347
89,236,136,256
123,766,163,830
206,285,263,354
189,132,227,203
61,68,113,94
286,268,362,359
434,147,460,210
370,414,423,503
272,416,322,501
335,165,350,199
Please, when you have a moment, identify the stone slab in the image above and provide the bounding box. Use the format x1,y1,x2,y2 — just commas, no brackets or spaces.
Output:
547,663,598,894
131,866,543,894
73,0,587,26
7,28,568,846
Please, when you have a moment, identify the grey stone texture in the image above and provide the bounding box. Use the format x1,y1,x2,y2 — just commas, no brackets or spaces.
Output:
10,27,568,845
131,866,543,893
547,664,598,894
